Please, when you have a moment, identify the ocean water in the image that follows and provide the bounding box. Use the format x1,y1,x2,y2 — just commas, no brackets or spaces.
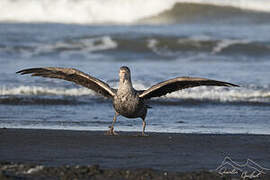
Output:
0,0,270,134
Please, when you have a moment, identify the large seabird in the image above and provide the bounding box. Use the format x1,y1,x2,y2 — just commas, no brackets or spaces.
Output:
17,66,238,136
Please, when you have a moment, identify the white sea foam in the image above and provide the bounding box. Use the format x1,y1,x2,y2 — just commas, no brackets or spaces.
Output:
212,39,250,54
80,36,118,52
0,86,96,96
1,84,269,103
0,0,269,24
164,86,270,103
18,36,117,58
25,166,44,174
147,39,161,55
0,0,174,24
45,36,116,52
177,36,251,55
147,38,177,57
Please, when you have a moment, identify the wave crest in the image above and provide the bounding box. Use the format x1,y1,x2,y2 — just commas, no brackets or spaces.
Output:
0,86,95,96
0,36,117,58
1,0,270,24
1,84,269,105
2,35,269,59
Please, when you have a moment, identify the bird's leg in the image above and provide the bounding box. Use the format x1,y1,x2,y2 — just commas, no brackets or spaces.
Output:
141,118,148,136
106,112,119,136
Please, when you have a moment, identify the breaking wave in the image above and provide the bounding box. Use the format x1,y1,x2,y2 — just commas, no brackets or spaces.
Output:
0,86,95,96
1,35,269,59
0,0,270,24
0,36,117,58
1,84,269,105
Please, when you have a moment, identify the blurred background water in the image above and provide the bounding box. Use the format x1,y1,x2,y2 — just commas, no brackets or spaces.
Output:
0,0,269,134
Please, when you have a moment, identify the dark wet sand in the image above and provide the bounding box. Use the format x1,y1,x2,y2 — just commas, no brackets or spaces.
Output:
0,128,270,179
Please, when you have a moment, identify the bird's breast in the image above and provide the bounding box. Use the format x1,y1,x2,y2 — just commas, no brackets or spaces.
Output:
113,93,145,118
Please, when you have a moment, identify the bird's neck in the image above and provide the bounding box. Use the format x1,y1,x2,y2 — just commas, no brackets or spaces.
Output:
118,78,134,94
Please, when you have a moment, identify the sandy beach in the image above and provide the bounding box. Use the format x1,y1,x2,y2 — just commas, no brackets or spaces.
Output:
1,128,270,179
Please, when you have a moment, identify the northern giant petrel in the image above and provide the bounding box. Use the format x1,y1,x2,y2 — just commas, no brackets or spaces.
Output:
17,66,238,136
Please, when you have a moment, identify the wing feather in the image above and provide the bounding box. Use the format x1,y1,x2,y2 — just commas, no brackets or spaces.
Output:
139,77,239,99
17,67,116,98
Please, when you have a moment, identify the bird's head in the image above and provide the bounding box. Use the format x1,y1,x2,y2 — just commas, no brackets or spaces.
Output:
119,66,131,83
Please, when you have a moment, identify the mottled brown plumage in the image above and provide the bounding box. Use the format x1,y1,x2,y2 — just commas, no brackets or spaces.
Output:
17,66,239,136
17,67,116,98
139,77,238,99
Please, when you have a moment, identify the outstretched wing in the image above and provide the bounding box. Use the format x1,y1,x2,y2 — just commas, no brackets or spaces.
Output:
139,77,239,99
17,67,116,98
